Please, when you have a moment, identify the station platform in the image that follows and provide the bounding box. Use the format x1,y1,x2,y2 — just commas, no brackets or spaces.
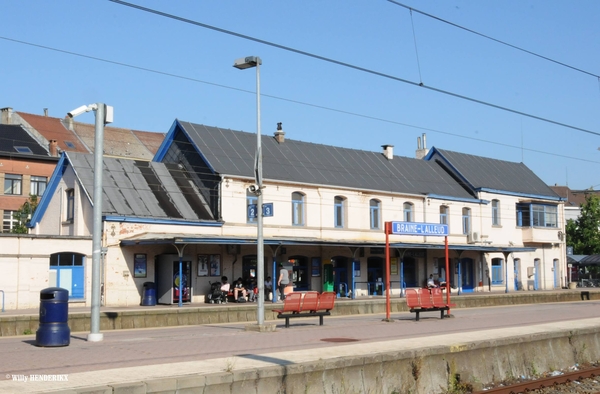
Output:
0,289,598,393
0,288,596,337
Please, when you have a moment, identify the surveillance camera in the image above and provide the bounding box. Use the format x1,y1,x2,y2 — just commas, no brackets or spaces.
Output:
248,184,259,193
67,105,92,118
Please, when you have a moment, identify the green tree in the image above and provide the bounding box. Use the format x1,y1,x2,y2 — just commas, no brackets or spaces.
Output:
11,195,39,234
566,193,600,254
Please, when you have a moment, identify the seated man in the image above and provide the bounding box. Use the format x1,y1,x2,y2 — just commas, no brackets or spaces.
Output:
219,276,230,303
427,274,436,289
220,276,230,292
438,276,447,289
233,277,248,302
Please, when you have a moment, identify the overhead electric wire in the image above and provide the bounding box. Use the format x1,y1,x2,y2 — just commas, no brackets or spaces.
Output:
108,0,600,138
387,0,600,80
0,36,599,167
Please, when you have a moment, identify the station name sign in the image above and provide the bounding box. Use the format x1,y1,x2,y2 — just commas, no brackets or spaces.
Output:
390,222,448,236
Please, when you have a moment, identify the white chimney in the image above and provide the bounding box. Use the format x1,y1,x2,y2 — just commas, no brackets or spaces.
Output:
382,144,394,160
416,133,429,159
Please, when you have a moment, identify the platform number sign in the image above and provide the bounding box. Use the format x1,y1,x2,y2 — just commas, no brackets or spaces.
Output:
247,203,274,218
248,204,258,219
262,203,274,217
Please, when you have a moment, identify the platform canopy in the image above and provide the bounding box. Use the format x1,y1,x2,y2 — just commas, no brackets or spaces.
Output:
567,255,587,265
579,254,600,266
120,233,535,253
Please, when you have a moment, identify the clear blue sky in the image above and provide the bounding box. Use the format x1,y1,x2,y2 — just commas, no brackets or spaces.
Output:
2,1,599,190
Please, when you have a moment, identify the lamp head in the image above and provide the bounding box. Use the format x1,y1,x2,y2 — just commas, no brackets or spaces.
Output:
233,56,262,69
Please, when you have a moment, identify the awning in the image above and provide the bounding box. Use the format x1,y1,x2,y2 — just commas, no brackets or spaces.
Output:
120,233,536,253
580,254,600,266
567,255,588,264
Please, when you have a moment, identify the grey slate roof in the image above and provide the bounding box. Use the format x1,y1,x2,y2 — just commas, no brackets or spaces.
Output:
67,152,212,221
178,121,474,200
428,148,560,199
0,124,49,156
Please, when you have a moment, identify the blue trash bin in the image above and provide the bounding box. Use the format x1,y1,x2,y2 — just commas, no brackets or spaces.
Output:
36,287,70,347
141,282,156,306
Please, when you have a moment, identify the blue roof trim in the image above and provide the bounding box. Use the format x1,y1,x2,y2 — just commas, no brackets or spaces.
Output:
424,147,477,190
153,120,217,175
28,152,70,228
104,216,223,227
427,194,488,204
153,119,180,162
478,188,563,201
120,235,535,253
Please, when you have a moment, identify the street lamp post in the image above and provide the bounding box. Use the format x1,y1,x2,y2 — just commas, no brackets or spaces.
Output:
67,103,113,342
233,56,265,327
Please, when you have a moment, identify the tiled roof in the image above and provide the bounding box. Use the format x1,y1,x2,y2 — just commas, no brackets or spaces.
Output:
132,130,166,155
550,186,600,207
71,122,156,160
16,112,89,153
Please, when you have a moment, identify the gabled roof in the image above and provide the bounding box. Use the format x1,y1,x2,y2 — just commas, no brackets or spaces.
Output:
69,122,163,160
550,186,600,207
155,121,475,201
132,130,166,155
17,111,89,153
15,110,163,159
30,151,219,228
0,124,50,156
426,148,561,200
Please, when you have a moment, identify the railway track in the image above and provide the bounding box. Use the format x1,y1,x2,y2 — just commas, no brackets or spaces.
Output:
474,365,600,394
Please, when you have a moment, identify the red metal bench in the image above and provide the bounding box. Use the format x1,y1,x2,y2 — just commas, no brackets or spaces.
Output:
273,291,336,328
405,288,453,321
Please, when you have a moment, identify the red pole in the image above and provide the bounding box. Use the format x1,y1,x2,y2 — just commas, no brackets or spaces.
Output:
385,221,391,321
445,235,451,315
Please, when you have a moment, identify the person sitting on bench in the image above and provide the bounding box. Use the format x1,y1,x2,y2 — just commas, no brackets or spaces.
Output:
234,277,248,302
220,276,230,293
427,274,437,289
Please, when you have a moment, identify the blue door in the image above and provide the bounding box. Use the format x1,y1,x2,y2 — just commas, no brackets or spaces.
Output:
534,259,540,290
461,258,475,292
514,259,520,291
333,267,348,297
50,252,85,299
367,257,383,295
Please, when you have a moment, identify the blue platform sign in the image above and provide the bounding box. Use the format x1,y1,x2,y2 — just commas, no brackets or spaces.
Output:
262,203,274,217
391,222,448,236
248,204,258,218
248,203,274,218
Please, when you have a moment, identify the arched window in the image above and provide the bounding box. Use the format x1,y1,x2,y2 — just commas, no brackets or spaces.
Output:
492,200,501,226
439,205,449,226
292,192,305,226
403,202,413,222
334,196,346,228
370,199,381,230
462,207,471,235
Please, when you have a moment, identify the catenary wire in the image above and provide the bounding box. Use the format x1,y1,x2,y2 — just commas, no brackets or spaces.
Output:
107,0,600,138
387,0,600,79
0,35,599,167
